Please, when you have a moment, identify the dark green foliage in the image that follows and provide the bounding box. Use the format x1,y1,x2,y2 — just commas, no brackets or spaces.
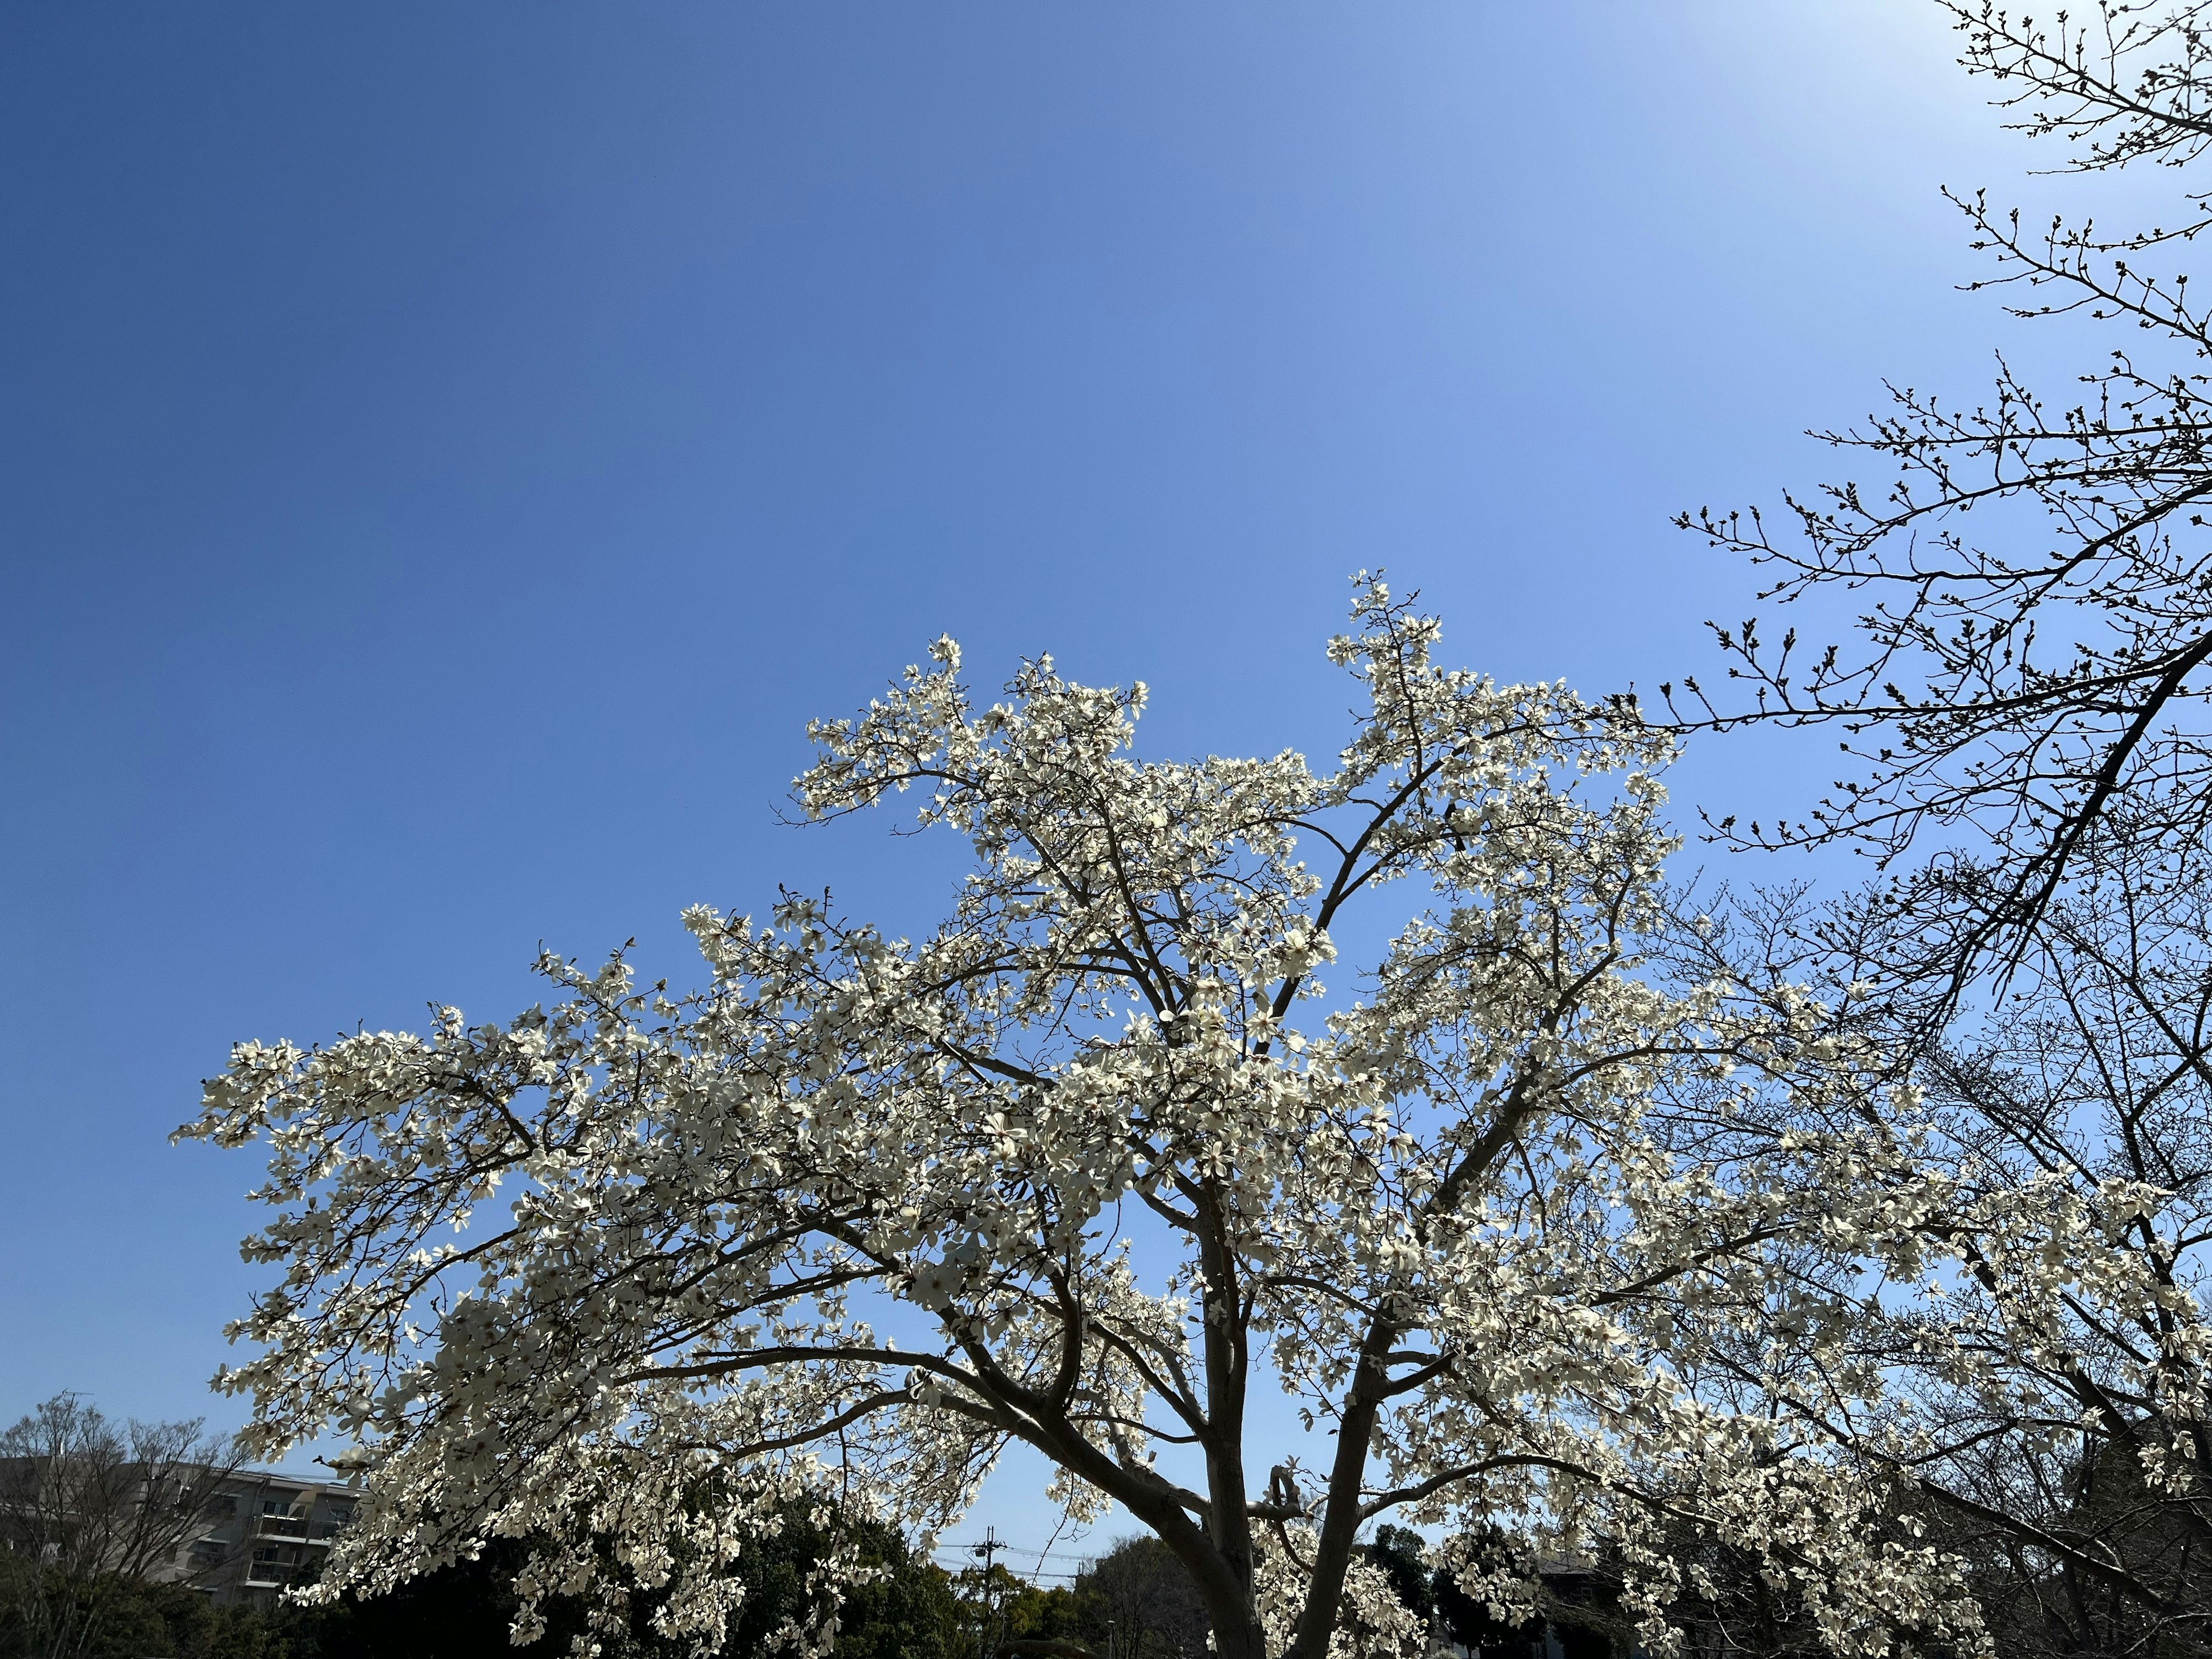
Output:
1,1501,966,1659
1357,1527,1431,1628
300,1504,964,1659
1432,1564,1540,1658
713,1505,959,1659
1427,1531,1623,1659
991,1574,1092,1656
296,1536,602,1659
0,1559,302,1659
297,1505,965,1659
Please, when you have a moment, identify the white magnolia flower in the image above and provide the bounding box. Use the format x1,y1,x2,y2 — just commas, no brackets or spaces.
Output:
182,576,2039,1659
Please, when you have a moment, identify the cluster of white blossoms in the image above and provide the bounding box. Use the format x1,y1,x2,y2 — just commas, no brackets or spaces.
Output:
183,576,2130,1658
1253,1526,1425,1659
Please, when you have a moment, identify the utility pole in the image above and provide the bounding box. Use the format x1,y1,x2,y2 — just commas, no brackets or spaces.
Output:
970,1527,1004,1657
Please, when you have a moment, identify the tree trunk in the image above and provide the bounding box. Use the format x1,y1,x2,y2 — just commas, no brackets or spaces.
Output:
1207,1608,1271,1659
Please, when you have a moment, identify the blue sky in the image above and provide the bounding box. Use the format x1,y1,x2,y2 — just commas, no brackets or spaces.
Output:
0,0,2112,1550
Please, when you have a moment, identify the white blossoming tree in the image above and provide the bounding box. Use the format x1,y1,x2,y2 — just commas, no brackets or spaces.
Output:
183,579,1996,1659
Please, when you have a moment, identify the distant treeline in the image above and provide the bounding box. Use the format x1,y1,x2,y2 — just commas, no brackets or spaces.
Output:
2,1506,1623,1659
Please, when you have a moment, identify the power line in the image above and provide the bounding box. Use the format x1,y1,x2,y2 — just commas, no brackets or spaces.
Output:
931,1537,1093,1584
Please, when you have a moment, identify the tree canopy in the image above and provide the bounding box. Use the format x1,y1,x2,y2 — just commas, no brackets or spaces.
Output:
1659,10,2212,1647
183,577,2110,1659
1673,1,2212,1019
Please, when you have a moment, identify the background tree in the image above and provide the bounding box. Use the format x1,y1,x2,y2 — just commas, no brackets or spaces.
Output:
0,1567,298,1659
1656,7,2212,1647
183,579,2009,1659
1672,1,2212,1017
1627,839,2212,1657
744,1506,961,1659
0,1393,243,1659
1863,824,2212,1657
285,1535,608,1659
949,1560,1094,1659
253,1499,957,1659
1427,1526,1625,1659
1351,1528,1428,1639
1430,1528,1539,1659
1072,1538,1207,1659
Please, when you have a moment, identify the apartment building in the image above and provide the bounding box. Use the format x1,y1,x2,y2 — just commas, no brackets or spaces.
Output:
165,1468,357,1606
